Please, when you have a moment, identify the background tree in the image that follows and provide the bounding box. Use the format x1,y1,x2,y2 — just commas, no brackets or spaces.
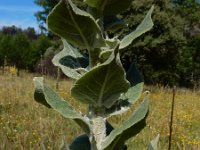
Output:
120,0,186,86
1,25,22,35
173,0,200,87
34,0,60,33
178,34,200,88
30,35,52,71
0,34,14,66
18,0,199,87
24,27,38,40
173,0,200,26
11,33,31,69
34,0,86,33
0,26,52,72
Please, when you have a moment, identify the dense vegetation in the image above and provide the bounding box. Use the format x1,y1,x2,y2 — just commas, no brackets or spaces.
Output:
0,0,200,87
0,26,52,72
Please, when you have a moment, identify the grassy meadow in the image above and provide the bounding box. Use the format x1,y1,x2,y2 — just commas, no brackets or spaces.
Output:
0,71,199,150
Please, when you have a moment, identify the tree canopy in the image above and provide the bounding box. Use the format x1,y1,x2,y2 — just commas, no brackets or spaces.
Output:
0,26,52,71
120,0,186,85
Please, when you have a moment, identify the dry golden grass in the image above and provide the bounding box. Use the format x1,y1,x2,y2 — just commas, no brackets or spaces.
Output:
126,86,200,150
0,72,199,150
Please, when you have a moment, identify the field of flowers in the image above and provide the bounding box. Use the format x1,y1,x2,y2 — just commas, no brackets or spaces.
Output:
0,71,199,150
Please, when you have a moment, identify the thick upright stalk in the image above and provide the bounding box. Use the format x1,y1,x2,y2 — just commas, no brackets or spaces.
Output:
91,116,106,150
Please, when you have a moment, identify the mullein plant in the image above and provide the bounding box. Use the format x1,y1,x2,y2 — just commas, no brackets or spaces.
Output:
33,0,159,149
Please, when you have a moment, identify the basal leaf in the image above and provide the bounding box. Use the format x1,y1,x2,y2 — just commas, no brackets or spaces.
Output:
47,0,105,49
119,6,154,50
52,39,89,80
102,98,149,150
33,77,90,134
33,78,52,108
71,47,130,108
85,0,133,15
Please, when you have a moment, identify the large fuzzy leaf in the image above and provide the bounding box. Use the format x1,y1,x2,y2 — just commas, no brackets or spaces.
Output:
105,100,130,117
105,63,143,117
100,38,119,62
119,6,154,50
52,39,89,80
33,77,90,134
71,48,130,108
85,0,132,15
47,0,105,49
102,98,149,150
126,63,144,104
33,78,52,108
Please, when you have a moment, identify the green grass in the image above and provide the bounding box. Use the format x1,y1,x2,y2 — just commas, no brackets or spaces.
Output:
0,72,199,150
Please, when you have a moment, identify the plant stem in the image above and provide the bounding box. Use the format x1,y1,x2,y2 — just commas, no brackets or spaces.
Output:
90,135,98,150
168,86,176,150
91,116,106,150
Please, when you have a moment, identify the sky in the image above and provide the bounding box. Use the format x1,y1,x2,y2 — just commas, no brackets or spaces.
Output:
0,0,41,31
0,0,200,32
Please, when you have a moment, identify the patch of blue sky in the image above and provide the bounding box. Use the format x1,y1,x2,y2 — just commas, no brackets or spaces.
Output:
0,0,42,31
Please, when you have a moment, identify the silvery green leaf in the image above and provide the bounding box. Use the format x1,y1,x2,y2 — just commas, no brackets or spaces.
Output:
99,50,113,63
71,47,130,108
52,39,89,80
147,134,160,150
102,98,149,150
105,100,131,117
33,78,52,108
85,0,133,15
119,6,154,50
89,48,101,67
126,63,144,104
105,63,143,117
47,0,105,49
100,38,119,62
33,77,90,134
